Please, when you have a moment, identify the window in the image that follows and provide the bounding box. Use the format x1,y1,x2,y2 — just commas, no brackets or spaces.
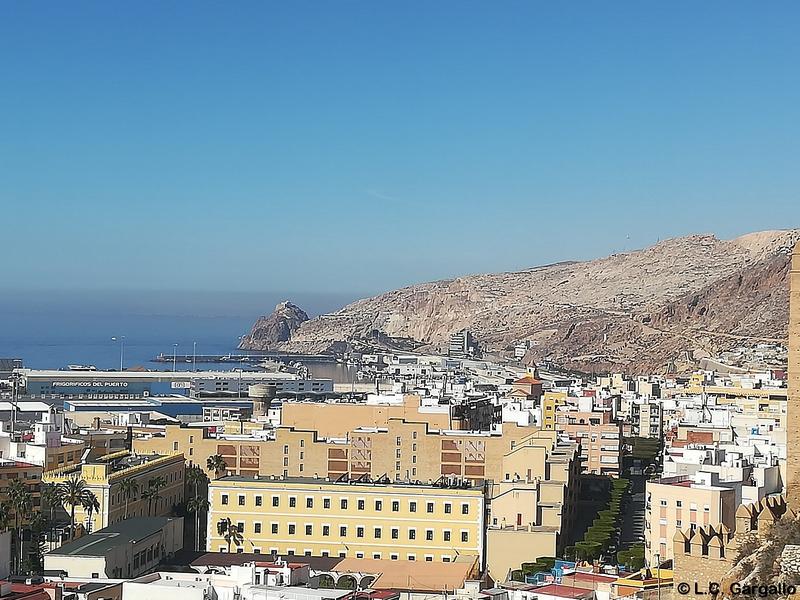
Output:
288,524,296,535
289,497,297,508
396,449,401,458
323,498,331,509
444,503,452,514
391,528,399,539
358,499,365,510
443,531,451,542
396,436,401,445
283,445,289,454
443,556,451,563
408,554,416,561
356,552,364,559
704,505,711,512
390,553,398,560
392,500,399,512
255,496,262,507
409,529,416,540
426,530,434,541
237,522,244,533
341,499,348,509
461,503,469,515
173,441,178,451
254,523,262,534
461,531,469,542
410,501,417,513
375,500,382,511
306,497,313,509
272,496,279,507
427,502,434,513
238,495,245,506
271,524,278,534
373,553,381,559
340,526,347,536
323,525,330,536
425,555,433,562
676,500,682,508
660,500,667,507
357,527,364,538
306,525,313,535
221,494,229,506
374,527,382,538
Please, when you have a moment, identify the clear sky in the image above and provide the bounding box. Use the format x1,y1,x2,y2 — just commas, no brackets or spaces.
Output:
2,2,799,300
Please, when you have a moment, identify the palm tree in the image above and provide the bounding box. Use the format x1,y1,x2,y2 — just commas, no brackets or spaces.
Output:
118,479,139,519
143,476,166,516
187,496,210,551
7,479,32,574
40,482,63,547
186,466,208,501
218,517,243,553
81,490,101,533
206,455,227,479
58,476,87,540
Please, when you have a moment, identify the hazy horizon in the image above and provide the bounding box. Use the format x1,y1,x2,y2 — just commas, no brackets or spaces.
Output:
3,2,799,295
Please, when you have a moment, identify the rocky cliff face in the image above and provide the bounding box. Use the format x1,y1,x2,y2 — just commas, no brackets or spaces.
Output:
239,301,309,350
244,230,800,372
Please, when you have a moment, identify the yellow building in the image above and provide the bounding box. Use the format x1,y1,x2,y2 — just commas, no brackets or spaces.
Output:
206,476,485,566
43,451,185,532
541,392,567,430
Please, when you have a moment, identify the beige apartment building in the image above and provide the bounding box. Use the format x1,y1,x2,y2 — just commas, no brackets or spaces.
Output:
555,409,622,477
279,395,454,436
644,473,737,566
133,419,558,484
206,476,485,565
43,451,185,532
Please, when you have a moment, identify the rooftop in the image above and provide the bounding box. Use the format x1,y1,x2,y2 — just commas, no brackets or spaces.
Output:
212,474,482,490
48,517,174,557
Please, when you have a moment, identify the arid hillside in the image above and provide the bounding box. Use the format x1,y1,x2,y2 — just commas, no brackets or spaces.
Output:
241,230,800,373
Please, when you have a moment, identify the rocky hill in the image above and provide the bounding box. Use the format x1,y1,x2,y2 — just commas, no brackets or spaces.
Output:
238,301,309,349
240,230,800,373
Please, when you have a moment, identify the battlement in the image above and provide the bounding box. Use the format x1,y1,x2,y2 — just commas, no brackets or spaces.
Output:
734,495,793,534
673,522,735,560
672,496,794,561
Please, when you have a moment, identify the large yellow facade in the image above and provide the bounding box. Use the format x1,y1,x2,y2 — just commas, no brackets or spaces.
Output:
43,452,185,532
206,476,485,566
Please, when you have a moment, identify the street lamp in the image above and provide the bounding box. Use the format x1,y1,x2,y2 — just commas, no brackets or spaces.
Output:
173,343,179,372
235,368,243,399
654,552,661,600
111,336,125,371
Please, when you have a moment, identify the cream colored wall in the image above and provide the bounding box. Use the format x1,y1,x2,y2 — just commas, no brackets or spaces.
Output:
485,528,558,582
206,478,484,565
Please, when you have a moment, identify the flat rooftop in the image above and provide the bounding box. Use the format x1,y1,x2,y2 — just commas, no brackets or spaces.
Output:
49,517,173,556
213,474,482,490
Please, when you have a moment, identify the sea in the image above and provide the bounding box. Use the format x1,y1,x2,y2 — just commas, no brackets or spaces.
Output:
0,290,362,383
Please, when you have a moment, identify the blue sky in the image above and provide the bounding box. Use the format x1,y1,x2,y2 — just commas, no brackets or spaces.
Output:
2,2,798,299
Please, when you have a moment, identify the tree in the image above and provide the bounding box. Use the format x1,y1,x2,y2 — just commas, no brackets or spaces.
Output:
81,490,101,533
217,517,243,553
187,496,210,551
143,476,166,517
186,466,208,500
118,479,139,519
206,455,227,479
7,479,32,574
40,482,63,545
58,476,87,540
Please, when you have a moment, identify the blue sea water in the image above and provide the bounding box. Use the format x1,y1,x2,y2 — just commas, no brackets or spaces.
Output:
0,290,357,371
